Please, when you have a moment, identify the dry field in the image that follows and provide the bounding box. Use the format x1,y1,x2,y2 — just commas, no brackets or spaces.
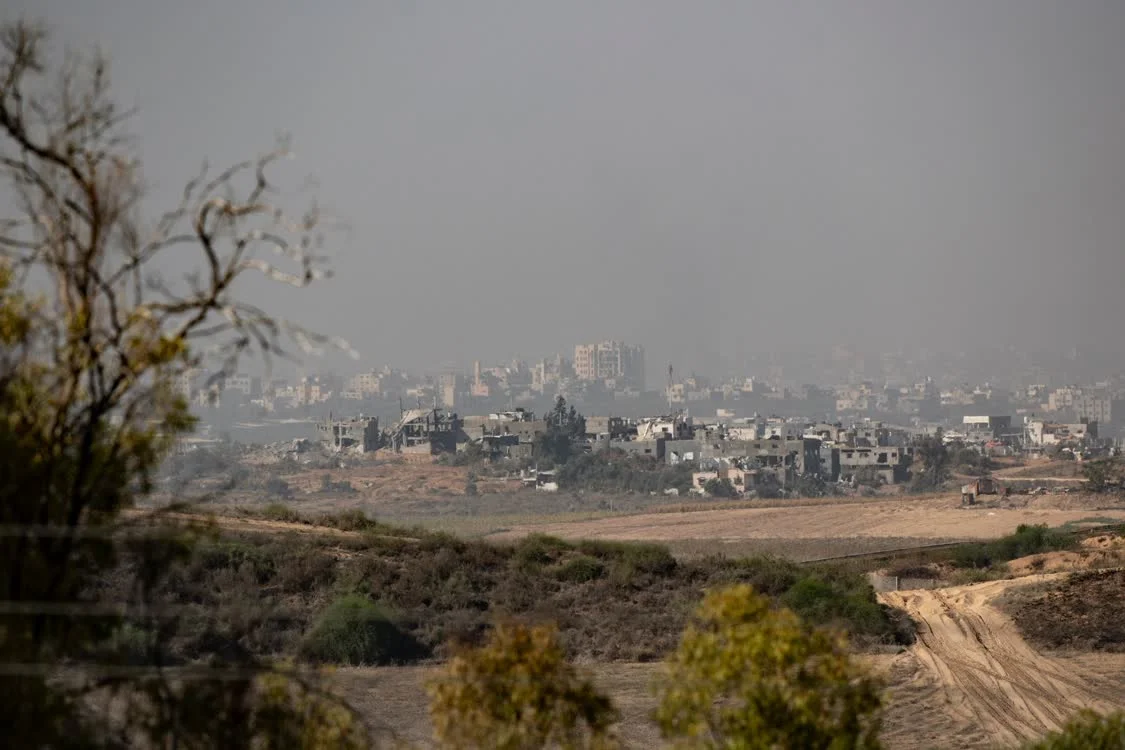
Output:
282,458,517,500
333,572,1125,750
484,491,1125,547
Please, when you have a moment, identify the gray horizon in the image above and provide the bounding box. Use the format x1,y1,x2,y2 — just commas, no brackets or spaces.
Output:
8,1,1125,377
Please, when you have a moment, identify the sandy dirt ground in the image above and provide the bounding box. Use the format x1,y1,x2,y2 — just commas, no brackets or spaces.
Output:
333,649,1125,749
880,576,1125,748
991,460,1083,481
328,571,1125,749
1006,532,1125,575
333,660,926,749
334,663,665,749
486,493,1125,544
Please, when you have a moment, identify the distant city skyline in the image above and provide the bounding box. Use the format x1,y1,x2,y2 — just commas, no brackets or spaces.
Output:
243,340,1125,396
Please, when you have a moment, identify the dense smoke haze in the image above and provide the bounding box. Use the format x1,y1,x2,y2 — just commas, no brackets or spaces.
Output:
11,0,1125,376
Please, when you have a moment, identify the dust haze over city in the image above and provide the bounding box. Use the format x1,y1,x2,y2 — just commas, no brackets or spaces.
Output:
9,3,1125,749
15,0,1125,381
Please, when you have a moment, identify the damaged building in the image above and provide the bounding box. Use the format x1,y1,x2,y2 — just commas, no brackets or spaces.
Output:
317,415,381,453
386,408,463,455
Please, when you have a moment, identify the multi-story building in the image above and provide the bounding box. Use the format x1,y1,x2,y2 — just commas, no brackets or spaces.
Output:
1074,391,1112,424
1025,419,1098,447
173,368,202,402
963,415,1013,440
349,371,382,397
470,361,491,398
224,373,261,397
1047,386,1080,412
439,373,462,409
573,341,645,389
837,445,904,484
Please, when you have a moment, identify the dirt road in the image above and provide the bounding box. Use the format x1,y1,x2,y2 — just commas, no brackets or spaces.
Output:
488,494,1125,544
881,577,1121,747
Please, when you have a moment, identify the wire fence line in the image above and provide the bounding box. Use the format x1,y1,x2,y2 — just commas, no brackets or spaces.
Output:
0,663,281,680
0,600,302,618
0,517,365,539
0,525,204,540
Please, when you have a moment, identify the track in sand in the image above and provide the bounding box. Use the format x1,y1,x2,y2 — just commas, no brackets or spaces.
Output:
881,576,1121,747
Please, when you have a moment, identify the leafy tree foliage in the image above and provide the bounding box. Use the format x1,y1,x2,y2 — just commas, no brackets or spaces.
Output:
704,477,739,498
951,523,1076,569
549,395,587,440
753,471,784,500
535,396,586,467
300,594,427,666
653,584,884,749
251,671,369,750
427,622,619,750
556,451,693,494
1021,710,1125,750
0,20,360,748
949,442,993,477
789,474,840,498
1081,459,1122,492
911,431,951,490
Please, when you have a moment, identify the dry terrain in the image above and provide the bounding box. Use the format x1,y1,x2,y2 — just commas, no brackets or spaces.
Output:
283,458,517,501
1006,532,1125,576
992,459,1084,481
331,572,1125,749
881,575,1125,748
486,492,1125,546
1002,568,1125,652
333,659,935,750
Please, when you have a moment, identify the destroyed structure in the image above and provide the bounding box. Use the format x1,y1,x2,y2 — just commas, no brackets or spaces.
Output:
386,408,462,455
461,409,541,459
316,407,465,457
312,397,1113,499
317,415,380,453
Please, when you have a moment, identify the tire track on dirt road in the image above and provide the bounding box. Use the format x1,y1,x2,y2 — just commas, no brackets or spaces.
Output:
881,576,1120,747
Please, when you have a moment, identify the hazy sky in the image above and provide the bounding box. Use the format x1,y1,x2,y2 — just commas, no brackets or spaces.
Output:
9,1,1125,375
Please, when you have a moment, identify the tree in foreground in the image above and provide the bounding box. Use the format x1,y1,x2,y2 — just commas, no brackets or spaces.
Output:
1022,710,1125,750
427,622,619,750
653,584,884,750
0,19,361,748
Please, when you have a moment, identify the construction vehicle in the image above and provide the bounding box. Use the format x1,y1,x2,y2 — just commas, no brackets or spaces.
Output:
961,476,998,505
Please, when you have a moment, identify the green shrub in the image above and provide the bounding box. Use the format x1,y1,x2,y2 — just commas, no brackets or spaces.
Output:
512,535,572,571
554,555,606,583
952,524,1075,569
718,555,801,596
886,564,938,580
261,502,300,523
575,539,629,559
778,571,904,643
949,567,1005,585
192,540,277,583
704,477,738,498
263,477,293,499
1022,710,1125,749
103,623,160,666
554,451,694,494
328,509,380,532
300,594,427,665
275,545,337,593
619,543,677,576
